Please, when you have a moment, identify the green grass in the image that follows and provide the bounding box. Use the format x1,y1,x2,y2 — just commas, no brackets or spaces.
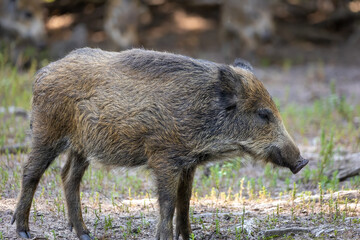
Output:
280,83,359,152
0,54,34,110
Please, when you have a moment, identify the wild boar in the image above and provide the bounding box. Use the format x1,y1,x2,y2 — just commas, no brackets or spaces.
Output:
12,48,308,240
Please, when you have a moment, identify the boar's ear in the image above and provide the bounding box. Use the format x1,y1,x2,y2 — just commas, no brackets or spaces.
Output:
217,66,239,111
232,58,253,72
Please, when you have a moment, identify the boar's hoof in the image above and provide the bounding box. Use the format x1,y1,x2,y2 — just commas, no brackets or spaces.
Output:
17,231,31,239
79,234,94,240
290,158,309,174
68,222,73,232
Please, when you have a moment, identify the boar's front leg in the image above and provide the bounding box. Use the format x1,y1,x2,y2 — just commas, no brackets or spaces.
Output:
61,150,92,240
150,156,182,240
175,166,196,240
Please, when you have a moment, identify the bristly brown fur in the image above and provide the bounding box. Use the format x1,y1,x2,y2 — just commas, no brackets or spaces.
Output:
12,48,304,240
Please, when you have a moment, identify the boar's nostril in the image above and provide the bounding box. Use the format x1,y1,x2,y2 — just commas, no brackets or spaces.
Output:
290,158,309,174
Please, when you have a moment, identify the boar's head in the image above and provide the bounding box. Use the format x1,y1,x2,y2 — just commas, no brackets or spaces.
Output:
213,59,308,174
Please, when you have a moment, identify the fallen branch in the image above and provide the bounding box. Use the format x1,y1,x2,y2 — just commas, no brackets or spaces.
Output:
235,218,255,236
294,190,359,203
327,167,360,181
259,190,359,209
311,227,335,238
194,212,250,218
261,227,311,238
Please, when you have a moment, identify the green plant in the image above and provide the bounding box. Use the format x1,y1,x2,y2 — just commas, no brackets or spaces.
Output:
318,129,334,180
51,229,56,239
104,214,114,232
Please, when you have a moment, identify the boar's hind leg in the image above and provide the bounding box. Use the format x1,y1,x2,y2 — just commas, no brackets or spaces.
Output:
175,167,196,240
61,149,92,240
12,142,66,239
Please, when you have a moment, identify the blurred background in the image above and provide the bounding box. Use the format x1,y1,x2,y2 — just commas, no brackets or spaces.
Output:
1,0,360,64
1,2,360,239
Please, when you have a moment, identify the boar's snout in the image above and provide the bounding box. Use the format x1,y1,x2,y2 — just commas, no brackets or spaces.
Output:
267,145,308,174
290,156,309,174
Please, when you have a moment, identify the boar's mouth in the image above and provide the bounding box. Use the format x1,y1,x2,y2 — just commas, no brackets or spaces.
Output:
290,157,309,174
267,146,309,174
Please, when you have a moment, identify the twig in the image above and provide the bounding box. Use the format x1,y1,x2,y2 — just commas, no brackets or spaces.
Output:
327,167,360,181
261,227,311,238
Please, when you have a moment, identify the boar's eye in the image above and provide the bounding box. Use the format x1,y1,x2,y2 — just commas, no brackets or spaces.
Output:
257,109,272,123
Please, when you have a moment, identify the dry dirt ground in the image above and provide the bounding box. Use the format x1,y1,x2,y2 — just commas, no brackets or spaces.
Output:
0,154,359,240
